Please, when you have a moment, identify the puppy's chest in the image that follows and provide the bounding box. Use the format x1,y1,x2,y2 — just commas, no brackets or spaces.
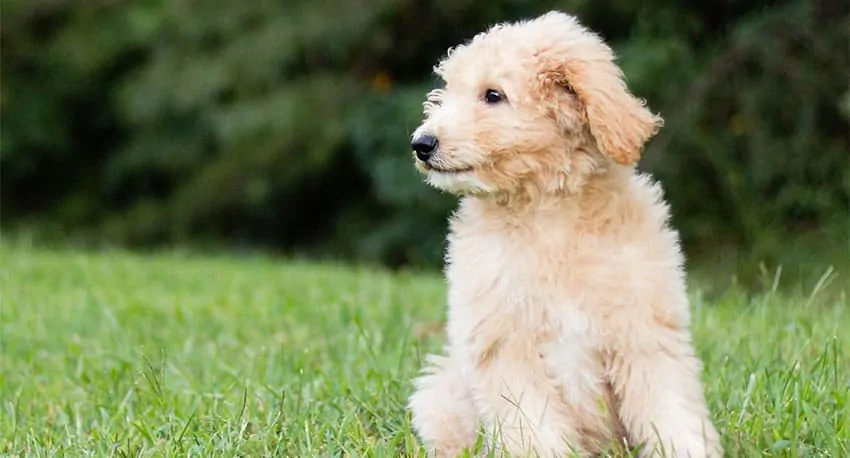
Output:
444,221,597,339
445,221,574,311
445,222,607,408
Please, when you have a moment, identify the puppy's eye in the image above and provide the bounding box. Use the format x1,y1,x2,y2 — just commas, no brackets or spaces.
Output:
483,89,504,104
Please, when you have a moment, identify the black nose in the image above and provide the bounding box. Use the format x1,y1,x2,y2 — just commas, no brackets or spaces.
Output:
411,134,438,162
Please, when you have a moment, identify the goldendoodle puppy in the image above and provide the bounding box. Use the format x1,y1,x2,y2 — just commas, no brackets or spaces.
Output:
407,11,723,458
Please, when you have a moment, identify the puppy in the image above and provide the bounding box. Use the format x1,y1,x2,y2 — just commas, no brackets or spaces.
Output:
407,11,722,458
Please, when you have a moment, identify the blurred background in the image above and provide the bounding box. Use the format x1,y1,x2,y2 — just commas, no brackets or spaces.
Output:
2,0,848,288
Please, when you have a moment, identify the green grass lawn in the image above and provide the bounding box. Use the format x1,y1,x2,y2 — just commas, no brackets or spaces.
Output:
1,244,847,457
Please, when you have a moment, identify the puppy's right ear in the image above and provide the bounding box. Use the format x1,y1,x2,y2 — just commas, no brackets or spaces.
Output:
536,14,663,165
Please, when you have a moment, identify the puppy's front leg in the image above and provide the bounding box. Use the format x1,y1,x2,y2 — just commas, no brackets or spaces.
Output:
474,349,587,457
409,351,479,457
608,323,722,458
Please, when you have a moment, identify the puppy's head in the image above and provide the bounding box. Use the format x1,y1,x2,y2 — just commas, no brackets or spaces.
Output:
410,11,663,196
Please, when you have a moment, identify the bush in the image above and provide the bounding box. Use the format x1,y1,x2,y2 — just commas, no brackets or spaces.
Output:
2,0,847,271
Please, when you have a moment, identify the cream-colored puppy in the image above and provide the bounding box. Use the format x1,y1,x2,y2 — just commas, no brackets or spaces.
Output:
406,11,722,458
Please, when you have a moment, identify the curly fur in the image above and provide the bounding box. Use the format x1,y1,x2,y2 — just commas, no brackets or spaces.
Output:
407,11,722,458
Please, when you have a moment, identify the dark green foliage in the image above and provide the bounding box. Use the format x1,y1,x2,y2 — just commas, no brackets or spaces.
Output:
2,0,848,270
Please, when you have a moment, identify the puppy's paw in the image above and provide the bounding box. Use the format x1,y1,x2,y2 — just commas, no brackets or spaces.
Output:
409,354,478,458
638,437,723,458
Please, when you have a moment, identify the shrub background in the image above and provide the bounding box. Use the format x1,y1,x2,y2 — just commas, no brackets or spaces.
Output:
2,0,848,275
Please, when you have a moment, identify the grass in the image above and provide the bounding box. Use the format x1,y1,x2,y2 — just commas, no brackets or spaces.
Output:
1,243,847,457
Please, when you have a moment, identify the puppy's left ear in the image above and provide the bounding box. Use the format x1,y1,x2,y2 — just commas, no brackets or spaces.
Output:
543,44,663,165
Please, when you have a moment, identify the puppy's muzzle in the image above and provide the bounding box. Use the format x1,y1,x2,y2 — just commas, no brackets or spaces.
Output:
411,134,439,162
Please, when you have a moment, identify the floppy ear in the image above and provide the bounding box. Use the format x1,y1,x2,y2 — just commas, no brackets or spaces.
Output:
542,43,663,165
